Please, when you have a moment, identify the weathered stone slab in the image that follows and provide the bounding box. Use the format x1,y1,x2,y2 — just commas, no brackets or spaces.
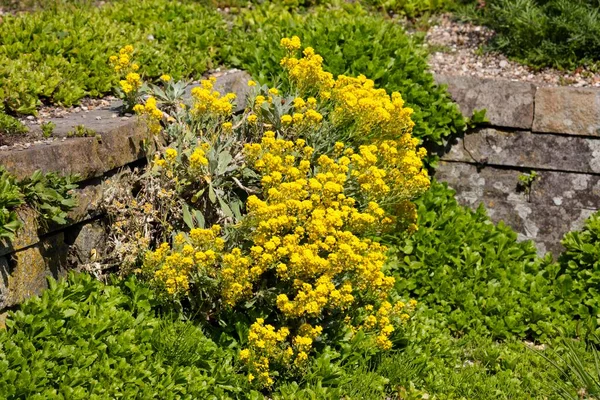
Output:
533,86,600,136
436,161,599,256
0,121,148,181
481,197,593,256
447,187,592,256
534,171,600,210
435,75,535,129
435,161,528,206
441,128,600,174
65,221,108,266
436,161,600,210
0,232,68,309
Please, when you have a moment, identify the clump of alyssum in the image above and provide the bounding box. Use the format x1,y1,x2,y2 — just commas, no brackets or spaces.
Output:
109,45,143,110
139,37,430,389
144,130,425,387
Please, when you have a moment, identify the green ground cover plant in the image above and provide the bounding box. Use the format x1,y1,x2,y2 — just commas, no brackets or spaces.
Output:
0,273,252,399
0,110,27,135
461,0,600,70
554,212,600,336
388,181,572,341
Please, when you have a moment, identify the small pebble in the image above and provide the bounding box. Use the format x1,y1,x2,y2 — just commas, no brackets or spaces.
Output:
121,117,129,121
26,115,35,120
96,116,102,120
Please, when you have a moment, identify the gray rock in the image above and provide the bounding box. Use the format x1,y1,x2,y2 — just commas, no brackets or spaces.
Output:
436,161,600,256
441,128,600,174
533,86,600,136
0,233,68,310
66,222,107,266
435,74,536,129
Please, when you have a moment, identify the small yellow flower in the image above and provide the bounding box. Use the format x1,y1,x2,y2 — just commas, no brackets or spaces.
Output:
247,114,258,124
160,74,171,82
248,80,257,87
165,148,177,160
281,114,292,125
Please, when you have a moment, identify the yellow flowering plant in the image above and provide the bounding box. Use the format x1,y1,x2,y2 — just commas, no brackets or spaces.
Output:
143,130,423,387
110,37,429,389
109,45,145,111
103,75,245,275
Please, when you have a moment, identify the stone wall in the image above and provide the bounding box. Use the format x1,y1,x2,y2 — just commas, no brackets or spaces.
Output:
434,75,600,255
0,70,251,320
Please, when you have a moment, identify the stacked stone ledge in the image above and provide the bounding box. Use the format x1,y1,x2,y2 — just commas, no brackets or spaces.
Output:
435,74,600,255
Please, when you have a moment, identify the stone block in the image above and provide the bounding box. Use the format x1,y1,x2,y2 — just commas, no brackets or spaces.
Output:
436,161,599,256
441,128,600,174
435,74,535,129
65,221,107,266
0,120,148,181
533,86,600,136
436,161,600,210
0,232,68,310
213,70,253,113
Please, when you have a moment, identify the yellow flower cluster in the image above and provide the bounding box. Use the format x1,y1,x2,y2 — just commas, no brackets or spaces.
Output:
332,74,414,140
189,144,209,171
345,139,429,231
361,300,416,350
190,77,237,117
137,37,430,388
109,45,142,94
109,45,138,74
240,318,290,387
143,225,224,296
133,96,163,134
278,39,430,229
280,37,334,97
241,320,325,386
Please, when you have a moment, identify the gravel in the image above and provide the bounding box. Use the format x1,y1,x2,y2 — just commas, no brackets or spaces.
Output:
425,15,600,87
18,97,117,127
